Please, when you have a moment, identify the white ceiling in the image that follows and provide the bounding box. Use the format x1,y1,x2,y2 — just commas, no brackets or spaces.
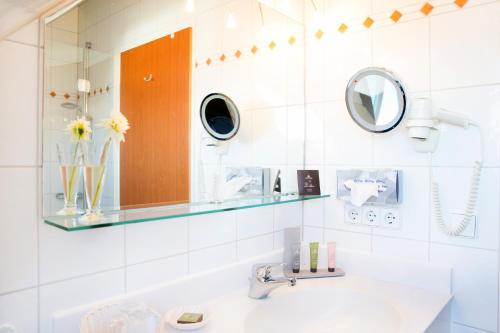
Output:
0,0,55,40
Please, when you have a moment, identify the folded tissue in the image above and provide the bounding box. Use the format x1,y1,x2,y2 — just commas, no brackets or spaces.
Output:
344,179,380,207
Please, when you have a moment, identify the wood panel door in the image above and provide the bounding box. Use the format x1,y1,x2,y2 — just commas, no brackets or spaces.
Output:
120,28,191,208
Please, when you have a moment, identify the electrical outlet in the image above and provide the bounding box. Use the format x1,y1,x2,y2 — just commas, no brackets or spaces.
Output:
344,204,362,225
362,207,380,226
380,208,400,228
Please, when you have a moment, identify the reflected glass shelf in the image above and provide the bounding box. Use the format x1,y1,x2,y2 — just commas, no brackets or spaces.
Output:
44,194,330,232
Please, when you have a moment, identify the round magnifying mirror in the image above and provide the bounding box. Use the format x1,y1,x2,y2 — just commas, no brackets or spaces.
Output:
345,67,406,133
200,93,240,140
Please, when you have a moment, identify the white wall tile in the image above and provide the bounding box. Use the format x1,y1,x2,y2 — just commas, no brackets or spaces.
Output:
189,243,237,274
430,167,499,250
430,3,500,90
324,31,372,101
373,123,432,167
431,85,500,167
39,269,125,333
126,254,188,291
324,228,371,252
237,234,274,260
39,224,125,283
252,106,288,165
324,100,373,166
303,198,324,227
374,167,430,241
189,212,236,250
0,288,38,333
303,226,324,243
373,19,429,93
430,244,498,331
126,218,188,264
237,206,273,239
372,236,428,261
274,202,302,230
0,41,38,165
0,168,38,294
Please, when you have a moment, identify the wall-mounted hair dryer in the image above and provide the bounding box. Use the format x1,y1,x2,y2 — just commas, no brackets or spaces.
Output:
406,98,479,153
406,97,483,237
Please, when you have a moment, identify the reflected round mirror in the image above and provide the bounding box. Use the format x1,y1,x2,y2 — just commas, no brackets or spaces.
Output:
345,67,406,133
200,93,241,140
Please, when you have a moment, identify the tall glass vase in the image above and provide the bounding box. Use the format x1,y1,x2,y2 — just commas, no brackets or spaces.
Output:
56,142,82,215
81,139,111,222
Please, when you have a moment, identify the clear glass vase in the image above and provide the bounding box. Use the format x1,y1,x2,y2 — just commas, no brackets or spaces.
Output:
81,139,111,222
56,142,82,215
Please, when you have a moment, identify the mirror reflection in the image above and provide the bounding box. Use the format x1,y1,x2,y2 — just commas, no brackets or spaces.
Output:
42,0,305,217
345,67,406,133
200,93,240,141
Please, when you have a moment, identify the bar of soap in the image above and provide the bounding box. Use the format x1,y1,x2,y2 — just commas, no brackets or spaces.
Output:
177,312,204,324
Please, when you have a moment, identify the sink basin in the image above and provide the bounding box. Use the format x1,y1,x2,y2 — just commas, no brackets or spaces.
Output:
245,288,402,333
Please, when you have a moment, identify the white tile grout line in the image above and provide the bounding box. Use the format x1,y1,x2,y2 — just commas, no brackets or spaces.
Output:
0,230,281,298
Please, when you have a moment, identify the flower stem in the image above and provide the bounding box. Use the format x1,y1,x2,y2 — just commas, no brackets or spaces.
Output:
90,139,111,209
67,141,80,203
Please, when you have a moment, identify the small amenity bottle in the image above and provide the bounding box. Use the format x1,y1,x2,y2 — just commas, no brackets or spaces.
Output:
309,242,319,273
328,241,336,272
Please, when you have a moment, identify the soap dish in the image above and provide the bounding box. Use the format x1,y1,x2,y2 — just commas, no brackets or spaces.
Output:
164,306,209,331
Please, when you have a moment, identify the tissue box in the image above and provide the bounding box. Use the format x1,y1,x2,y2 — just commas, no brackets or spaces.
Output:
336,169,402,205
225,167,271,196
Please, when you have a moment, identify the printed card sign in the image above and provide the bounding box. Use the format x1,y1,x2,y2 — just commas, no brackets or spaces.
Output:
297,170,321,196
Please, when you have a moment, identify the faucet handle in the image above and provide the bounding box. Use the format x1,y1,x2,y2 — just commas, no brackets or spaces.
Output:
252,263,286,280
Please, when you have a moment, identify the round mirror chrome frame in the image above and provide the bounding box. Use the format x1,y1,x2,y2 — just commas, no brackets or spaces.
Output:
200,93,241,141
345,67,407,133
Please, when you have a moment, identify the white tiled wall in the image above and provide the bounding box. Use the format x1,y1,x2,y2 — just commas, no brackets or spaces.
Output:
0,2,304,332
302,0,500,332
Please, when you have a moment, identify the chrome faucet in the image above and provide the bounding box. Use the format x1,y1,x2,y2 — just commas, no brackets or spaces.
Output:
248,263,296,299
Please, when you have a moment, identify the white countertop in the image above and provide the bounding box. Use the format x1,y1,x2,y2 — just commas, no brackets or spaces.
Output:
161,274,452,333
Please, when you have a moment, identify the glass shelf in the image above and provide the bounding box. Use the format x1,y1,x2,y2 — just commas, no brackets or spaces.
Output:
44,194,330,231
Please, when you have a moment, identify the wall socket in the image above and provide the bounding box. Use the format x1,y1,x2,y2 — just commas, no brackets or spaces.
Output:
363,207,380,226
345,204,400,229
344,204,362,225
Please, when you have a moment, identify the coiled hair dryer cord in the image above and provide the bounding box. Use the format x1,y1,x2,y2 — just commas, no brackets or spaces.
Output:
432,125,483,236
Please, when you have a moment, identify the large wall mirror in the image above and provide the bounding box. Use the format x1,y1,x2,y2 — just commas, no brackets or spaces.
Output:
42,0,305,217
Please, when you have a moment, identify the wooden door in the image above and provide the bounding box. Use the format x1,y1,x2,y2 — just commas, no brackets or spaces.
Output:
120,28,192,208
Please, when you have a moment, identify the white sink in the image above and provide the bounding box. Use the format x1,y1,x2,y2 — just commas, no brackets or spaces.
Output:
244,288,402,333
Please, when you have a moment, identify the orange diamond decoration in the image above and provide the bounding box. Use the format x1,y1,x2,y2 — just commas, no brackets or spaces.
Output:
206,58,212,66
63,93,70,99
268,41,276,50
338,23,348,33
363,17,374,28
251,45,258,54
420,2,434,15
235,50,242,58
288,36,296,45
455,0,468,7
390,10,402,22
315,29,324,39
49,91,56,97
220,54,226,62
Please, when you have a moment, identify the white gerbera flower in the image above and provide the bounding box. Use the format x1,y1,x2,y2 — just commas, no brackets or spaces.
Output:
66,117,92,142
101,112,130,142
